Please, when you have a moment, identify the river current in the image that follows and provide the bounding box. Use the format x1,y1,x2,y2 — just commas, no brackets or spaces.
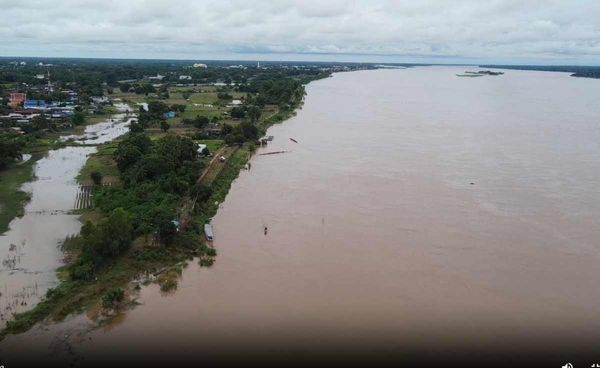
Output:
3,67,600,363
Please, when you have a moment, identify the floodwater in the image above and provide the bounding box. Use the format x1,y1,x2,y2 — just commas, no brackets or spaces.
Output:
0,104,133,323
4,67,600,364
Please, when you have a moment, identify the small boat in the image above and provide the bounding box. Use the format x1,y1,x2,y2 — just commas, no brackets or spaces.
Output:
289,138,298,143
204,224,214,241
456,73,484,77
259,150,287,156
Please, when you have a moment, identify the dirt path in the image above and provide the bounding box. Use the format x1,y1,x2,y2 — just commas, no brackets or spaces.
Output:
179,145,239,230
196,146,238,185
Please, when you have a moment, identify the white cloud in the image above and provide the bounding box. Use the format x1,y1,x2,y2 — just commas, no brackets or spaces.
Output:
0,0,599,63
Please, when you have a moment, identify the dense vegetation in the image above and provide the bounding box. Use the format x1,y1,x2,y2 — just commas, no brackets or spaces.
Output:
0,131,24,170
70,133,206,280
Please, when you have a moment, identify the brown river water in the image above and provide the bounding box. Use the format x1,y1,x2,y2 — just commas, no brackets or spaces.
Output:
2,67,600,365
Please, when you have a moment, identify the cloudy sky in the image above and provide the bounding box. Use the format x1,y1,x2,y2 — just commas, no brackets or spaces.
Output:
1,0,600,64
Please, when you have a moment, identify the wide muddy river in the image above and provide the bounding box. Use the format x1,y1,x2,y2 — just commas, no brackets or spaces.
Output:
3,67,600,363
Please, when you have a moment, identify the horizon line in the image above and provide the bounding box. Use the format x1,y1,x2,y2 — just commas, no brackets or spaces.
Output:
1,55,600,68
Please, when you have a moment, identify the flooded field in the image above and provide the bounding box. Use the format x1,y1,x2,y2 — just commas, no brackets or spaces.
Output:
0,105,133,322
3,67,600,364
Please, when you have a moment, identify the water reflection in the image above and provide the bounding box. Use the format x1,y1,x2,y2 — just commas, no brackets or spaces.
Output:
0,103,133,323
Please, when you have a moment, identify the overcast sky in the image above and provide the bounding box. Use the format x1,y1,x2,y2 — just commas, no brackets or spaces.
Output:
1,0,600,64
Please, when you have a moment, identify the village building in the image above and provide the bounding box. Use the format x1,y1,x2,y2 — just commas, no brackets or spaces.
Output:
147,74,165,81
196,144,208,156
23,100,48,110
9,93,27,109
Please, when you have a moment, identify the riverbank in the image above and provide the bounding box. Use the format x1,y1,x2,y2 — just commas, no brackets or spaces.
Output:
0,136,71,234
0,77,310,340
0,154,37,234
0,142,253,339
37,66,600,364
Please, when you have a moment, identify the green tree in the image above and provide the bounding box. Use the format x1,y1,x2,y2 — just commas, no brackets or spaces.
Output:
102,288,124,309
90,208,133,258
193,115,209,129
91,171,103,186
246,105,261,123
0,133,24,170
148,101,169,115
114,144,142,172
32,114,49,131
71,111,86,126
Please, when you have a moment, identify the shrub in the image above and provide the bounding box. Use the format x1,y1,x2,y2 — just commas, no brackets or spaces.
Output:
91,171,103,186
69,260,95,281
102,287,125,309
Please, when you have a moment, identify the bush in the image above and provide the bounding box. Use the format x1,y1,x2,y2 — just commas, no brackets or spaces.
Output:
91,171,103,186
69,260,95,281
102,287,125,309
78,208,134,262
193,115,209,129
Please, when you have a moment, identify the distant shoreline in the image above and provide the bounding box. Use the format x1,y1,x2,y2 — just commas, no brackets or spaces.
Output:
479,64,600,79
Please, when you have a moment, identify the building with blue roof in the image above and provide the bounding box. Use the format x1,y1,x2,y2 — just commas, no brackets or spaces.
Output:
24,100,48,110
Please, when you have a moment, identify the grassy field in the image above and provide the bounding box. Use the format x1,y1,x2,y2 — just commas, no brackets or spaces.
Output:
110,87,247,127
196,139,224,153
76,143,120,186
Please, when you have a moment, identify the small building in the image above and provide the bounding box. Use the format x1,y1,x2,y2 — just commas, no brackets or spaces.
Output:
193,63,207,68
10,127,25,135
205,123,222,136
91,96,109,105
197,144,208,156
9,93,27,109
148,74,165,81
23,100,48,110
162,111,176,119
179,75,192,80
204,224,214,241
